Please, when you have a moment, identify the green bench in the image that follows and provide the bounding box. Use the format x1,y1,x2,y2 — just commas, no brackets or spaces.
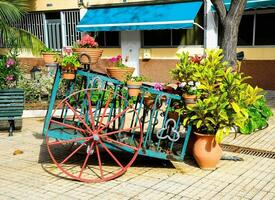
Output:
0,89,24,136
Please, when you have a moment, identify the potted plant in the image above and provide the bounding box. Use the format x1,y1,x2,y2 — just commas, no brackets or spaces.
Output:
126,75,147,97
180,49,251,170
41,47,60,64
171,52,203,106
106,55,135,82
59,47,81,80
72,34,103,65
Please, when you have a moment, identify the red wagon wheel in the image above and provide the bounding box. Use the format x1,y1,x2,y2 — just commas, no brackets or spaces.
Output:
46,88,143,182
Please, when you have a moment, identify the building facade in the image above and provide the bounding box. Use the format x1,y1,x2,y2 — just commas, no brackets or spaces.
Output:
4,0,275,89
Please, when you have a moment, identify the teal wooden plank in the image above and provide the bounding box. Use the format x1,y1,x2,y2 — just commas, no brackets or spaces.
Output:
0,99,24,103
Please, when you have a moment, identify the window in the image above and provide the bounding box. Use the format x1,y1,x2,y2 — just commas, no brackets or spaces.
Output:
142,7,204,47
94,31,120,48
238,15,254,46
255,13,275,45
238,10,275,46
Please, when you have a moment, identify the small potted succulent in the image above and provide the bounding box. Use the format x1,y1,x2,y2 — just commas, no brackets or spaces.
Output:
106,55,135,82
73,34,103,65
125,75,147,97
41,47,60,64
59,47,81,80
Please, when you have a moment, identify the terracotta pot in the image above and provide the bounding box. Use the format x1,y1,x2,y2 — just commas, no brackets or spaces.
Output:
127,81,142,97
62,72,75,80
72,48,103,65
192,132,222,170
106,67,135,82
183,94,197,106
42,53,58,64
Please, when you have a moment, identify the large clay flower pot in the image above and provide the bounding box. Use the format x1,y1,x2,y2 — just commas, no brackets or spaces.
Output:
127,81,142,97
106,67,135,82
72,48,103,65
42,53,58,64
193,132,222,170
183,94,196,106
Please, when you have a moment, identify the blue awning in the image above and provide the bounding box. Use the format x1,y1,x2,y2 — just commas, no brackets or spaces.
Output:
76,1,202,32
222,0,275,10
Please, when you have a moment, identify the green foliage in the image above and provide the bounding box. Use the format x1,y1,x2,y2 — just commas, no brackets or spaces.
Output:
0,46,22,89
59,53,81,71
41,47,57,53
240,97,273,134
0,1,45,55
179,49,271,143
125,74,147,82
17,76,66,102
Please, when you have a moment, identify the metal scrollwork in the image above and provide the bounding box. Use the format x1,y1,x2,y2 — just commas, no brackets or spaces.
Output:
156,119,181,142
91,76,104,91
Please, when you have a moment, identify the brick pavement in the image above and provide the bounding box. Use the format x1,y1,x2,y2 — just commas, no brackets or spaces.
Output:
0,92,274,200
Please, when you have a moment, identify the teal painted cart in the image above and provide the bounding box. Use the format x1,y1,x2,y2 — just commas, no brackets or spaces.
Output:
43,66,192,183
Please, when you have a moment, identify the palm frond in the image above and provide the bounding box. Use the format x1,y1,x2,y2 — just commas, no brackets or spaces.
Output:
0,0,26,25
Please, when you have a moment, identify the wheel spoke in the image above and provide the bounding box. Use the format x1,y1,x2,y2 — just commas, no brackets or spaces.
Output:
104,137,138,151
48,136,91,146
95,144,104,178
98,107,130,133
60,142,87,164
98,93,113,128
98,140,124,169
79,141,95,178
50,119,86,133
64,100,93,133
102,126,140,137
86,90,96,130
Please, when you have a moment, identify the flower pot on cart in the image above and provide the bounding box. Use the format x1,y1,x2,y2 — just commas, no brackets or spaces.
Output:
73,48,103,65
42,52,59,64
183,94,196,106
62,72,75,80
106,67,135,82
193,132,222,170
127,81,142,97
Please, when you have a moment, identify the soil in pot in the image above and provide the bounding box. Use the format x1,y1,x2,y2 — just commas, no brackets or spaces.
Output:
192,132,222,170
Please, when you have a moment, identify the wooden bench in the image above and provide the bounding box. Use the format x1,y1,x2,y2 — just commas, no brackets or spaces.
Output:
0,89,24,136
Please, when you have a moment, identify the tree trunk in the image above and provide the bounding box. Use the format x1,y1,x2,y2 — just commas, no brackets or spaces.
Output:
211,0,247,68
221,19,240,67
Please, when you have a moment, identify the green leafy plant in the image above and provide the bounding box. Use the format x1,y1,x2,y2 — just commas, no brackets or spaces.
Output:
240,97,273,134
59,48,81,72
125,75,147,82
0,45,22,89
180,49,267,143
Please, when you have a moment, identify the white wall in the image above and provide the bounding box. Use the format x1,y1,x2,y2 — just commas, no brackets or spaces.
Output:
121,31,141,75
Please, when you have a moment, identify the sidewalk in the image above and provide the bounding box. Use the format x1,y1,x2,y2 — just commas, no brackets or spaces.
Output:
0,92,274,200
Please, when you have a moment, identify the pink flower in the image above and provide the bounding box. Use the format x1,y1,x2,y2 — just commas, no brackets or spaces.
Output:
109,57,117,62
78,34,97,48
154,82,164,91
6,58,15,68
63,47,73,55
116,55,122,60
6,75,14,81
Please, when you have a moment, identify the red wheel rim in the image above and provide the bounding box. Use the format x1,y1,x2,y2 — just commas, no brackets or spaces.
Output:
46,88,143,182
